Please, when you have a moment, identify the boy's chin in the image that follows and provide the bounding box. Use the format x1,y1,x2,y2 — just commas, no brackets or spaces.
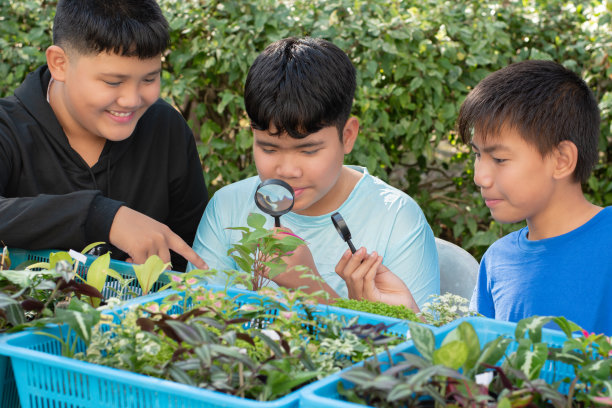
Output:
490,213,524,224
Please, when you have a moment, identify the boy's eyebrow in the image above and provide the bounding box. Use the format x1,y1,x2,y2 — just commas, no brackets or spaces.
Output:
255,139,324,149
100,68,162,79
469,141,510,153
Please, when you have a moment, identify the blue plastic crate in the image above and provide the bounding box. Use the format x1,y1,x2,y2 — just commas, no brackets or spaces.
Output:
1,248,173,408
0,285,415,408
7,248,172,298
300,316,574,408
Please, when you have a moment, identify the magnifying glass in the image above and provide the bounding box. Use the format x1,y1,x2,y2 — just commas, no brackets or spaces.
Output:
331,212,356,254
254,179,295,227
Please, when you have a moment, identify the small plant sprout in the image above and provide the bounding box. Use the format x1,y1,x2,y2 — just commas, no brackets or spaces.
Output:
227,213,307,291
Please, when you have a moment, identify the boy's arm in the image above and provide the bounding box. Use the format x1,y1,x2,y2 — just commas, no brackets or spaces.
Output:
0,189,116,250
274,232,340,300
109,206,207,270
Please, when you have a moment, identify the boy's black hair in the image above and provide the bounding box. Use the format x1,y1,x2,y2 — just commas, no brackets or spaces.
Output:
244,37,356,140
457,60,600,183
53,0,169,59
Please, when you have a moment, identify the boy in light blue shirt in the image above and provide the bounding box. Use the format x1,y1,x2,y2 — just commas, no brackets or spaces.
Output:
189,37,439,310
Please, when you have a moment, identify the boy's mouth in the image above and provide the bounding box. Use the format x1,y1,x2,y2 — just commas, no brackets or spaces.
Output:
107,110,135,122
292,187,305,197
484,198,502,208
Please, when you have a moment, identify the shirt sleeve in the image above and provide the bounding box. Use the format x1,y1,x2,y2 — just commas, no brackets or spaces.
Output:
384,199,440,308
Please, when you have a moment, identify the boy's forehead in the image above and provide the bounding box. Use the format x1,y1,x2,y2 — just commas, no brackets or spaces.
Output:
253,125,338,145
71,51,162,74
472,124,523,146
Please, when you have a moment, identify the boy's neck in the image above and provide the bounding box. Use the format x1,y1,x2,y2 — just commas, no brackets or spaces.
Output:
526,185,602,240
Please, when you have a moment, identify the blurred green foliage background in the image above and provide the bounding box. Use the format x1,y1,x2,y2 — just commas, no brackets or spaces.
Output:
1,0,610,259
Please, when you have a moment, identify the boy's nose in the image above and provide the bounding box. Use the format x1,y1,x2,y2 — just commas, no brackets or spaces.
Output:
275,156,301,179
117,86,142,109
473,161,493,189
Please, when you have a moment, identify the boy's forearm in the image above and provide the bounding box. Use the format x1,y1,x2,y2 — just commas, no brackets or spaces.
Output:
0,190,107,250
273,270,339,303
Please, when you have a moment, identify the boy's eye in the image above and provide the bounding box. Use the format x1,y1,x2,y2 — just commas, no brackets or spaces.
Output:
143,77,157,83
261,148,276,154
493,158,507,164
103,80,121,86
302,149,321,155
472,151,481,159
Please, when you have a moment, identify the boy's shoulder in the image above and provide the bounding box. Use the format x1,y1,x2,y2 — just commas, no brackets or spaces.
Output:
349,165,420,209
142,98,185,122
483,206,612,265
211,176,260,200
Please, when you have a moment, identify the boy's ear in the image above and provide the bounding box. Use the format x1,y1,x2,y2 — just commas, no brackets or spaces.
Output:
341,117,359,154
45,45,70,82
553,140,578,180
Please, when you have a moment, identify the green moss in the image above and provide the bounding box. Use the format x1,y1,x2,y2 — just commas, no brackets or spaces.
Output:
331,298,420,322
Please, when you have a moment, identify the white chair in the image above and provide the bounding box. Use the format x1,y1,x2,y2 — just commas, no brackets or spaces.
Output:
435,237,479,300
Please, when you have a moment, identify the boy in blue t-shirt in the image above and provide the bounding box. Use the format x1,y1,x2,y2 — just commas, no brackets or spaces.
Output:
189,37,439,310
456,60,611,334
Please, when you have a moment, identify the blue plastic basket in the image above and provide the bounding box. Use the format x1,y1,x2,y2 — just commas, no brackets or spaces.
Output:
1,248,173,408
7,248,172,298
0,285,415,408
300,316,574,408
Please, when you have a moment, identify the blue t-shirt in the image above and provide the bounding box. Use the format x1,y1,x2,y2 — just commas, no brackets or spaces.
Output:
189,166,439,307
470,206,612,335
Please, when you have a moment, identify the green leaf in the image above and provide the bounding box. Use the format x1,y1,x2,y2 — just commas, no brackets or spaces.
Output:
515,315,553,343
247,213,266,229
515,339,548,380
551,316,582,338
51,298,101,346
49,251,74,270
408,322,435,362
133,255,170,295
471,336,512,376
498,397,512,408
409,76,423,92
579,358,612,381
441,322,480,371
433,340,468,370
84,253,111,307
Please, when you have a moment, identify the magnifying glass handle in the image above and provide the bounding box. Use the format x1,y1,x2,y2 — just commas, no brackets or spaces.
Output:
274,216,281,228
347,240,356,254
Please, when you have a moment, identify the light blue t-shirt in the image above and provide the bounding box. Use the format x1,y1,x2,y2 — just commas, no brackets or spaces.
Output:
470,206,612,335
189,166,439,307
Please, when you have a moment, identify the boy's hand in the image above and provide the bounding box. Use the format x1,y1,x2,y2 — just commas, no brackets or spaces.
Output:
335,248,420,313
109,206,208,270
266,227,339,299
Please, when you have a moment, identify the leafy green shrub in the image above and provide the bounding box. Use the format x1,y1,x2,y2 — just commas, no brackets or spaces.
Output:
1,0,610,259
